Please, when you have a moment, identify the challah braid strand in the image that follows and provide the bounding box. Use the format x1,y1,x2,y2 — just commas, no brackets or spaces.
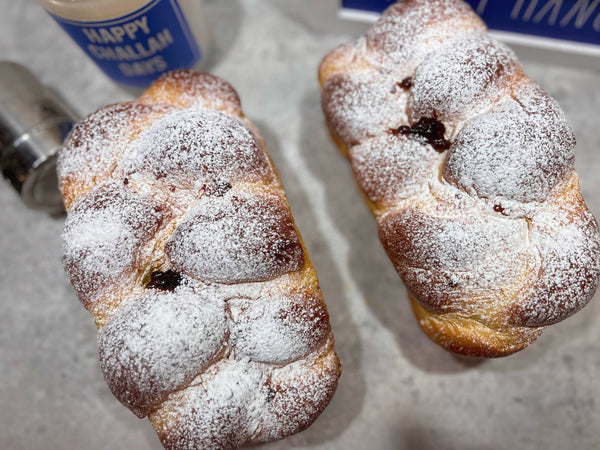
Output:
59,70,340,448
319,0,600,357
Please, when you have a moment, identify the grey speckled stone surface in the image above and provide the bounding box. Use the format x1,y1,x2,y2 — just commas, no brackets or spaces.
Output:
2,1,600,449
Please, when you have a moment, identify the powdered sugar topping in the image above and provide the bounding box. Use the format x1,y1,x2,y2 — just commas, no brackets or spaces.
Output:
166,190,304,284
319,0,600,344
140,70,243,116
512,195,600,326
321,71,409,147
62,183,167,304
408,33,521,132
152,359,268,449
150,336,339,448
123,109,273,190
58,102,176,206
98,288,228,417
60,70,339,445
228,290,329,365
365,0,486,75
443,81,576,203
351,133,441,207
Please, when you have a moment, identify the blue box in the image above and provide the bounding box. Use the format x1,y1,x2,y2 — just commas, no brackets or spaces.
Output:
340,0,600,59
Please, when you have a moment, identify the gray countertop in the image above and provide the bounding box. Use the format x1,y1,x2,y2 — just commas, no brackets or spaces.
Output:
2,1,600,449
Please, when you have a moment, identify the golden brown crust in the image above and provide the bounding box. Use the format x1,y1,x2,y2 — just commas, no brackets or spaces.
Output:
58,102,177,211
319,0,600,357
139,70,243,116
59,70,340,447
149,335,341,449
410,295,542,358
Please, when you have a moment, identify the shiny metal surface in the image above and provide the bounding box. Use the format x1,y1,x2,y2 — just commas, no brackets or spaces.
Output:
0,61,77,213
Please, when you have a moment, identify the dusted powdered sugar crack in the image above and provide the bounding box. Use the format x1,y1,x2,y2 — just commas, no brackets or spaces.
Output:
98,288,228,418
407,33,523,133
364,0,487,74
166,191,304,284
62,183,170,309
123,108,274,187
58,102,178,210
319,0,600,357
443,81,576,204
59,70,340,448
228,290,330,365
321,71,409,147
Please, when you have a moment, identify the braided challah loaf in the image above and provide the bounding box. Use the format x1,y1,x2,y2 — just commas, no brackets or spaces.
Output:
58,70,340,448
319,0,600,357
